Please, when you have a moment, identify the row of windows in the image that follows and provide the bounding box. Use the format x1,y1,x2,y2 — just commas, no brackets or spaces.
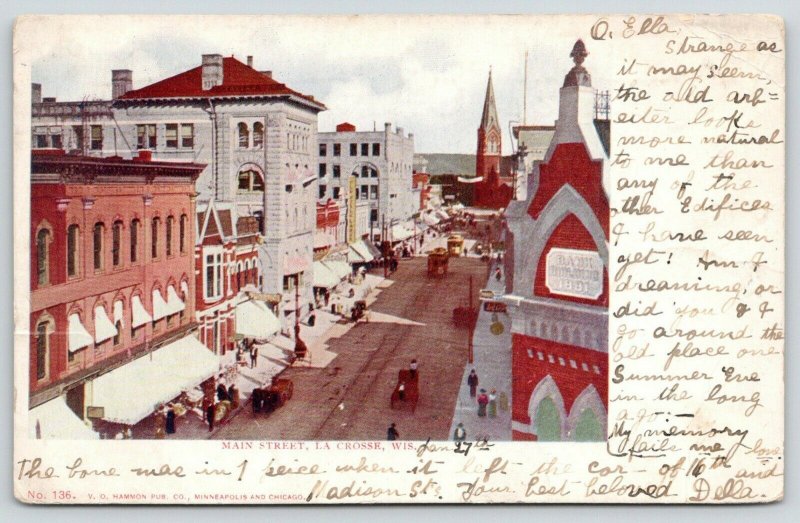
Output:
35,215,189,287
137,123,195,150
319,142,380,157
203,253,261,301
33,125,103,151
237,122,265,149
318,185,377,200
318,164,378,178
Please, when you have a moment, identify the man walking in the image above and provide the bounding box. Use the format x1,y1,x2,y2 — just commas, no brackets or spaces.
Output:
250,344,259,368
387,423,400,441
467,369,479,398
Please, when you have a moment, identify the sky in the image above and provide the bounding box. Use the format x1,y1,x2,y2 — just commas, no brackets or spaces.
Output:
21,15,616,154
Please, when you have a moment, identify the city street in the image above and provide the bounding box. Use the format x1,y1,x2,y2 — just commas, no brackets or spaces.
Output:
213,254,490,441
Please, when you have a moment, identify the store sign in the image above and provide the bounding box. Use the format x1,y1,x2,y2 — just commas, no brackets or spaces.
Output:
545,248,603,299
484,301,507,313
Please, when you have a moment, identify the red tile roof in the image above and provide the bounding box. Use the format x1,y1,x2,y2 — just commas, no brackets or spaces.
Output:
119,57,325,110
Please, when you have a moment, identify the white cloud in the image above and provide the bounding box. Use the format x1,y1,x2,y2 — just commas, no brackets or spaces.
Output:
19,14,617,153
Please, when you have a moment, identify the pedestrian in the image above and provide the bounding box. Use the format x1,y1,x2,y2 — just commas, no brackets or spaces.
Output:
454,422,467,442
166,406,176,435
250,345,259,368
409,359,418,379
228,384,240,410
488,389,497,418
495,267,502,282
467,369,479,398
398,382,406,401
216,383,228,402
155,409,166,439
236,346,245,365
205,400,215,432
477,389,489,417
387,423,400,441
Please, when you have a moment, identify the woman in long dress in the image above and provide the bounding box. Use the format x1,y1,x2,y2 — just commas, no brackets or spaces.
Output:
488,389,497,418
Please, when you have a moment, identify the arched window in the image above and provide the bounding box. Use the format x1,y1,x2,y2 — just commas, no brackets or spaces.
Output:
36,227,51,285
67,224,79,277
112,220,123,267
573,408,603,441
166,216,174,256
253,122,264,148
130,219,140,263
535,397,562,441
179,214,188,254
151,217,160,259
35,318,53,380
237,168,265,192
93,222,104,271
238,122,249,148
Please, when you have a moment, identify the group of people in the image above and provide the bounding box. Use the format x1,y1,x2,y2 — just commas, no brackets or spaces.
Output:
201,382,240,432
467,369,499,417
236,339,259,369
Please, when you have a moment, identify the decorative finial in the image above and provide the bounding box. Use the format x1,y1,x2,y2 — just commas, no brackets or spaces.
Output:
570,39,588,65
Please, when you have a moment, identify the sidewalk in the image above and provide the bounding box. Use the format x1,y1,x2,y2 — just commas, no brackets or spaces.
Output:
448,260,512,442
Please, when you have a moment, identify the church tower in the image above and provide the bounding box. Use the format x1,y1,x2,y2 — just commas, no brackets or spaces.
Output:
476,69,502,182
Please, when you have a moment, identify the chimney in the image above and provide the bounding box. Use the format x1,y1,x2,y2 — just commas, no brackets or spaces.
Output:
247,55,253,68
384,122,391,133
396,127,404,136
31,83,41,104
260,70,272,78
202,54,224,90
112,69,133,99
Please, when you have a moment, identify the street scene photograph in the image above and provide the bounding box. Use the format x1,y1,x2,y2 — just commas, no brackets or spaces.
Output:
25,16,610,443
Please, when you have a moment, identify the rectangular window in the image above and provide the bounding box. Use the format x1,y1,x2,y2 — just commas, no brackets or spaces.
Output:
90,125,103,150
151,218,160,259
136,124,156,149
370,185,378,200
130,220,139,263
370,209,378,223
319,185,327,199
67,225,78,277
179,215,186,254
332,187,340,199
36,323,47,380
73,125,84,150
166,216,173,256
181,124,194,148
360,185,369,199
333,143,341,156
361,143,369,156
371,168,378,178
165,124,178,148
204,252,223,300
372,143,381,156
349,143,357,156
93,223,103,270
332,165,341,178
131,325,142,340
205,255,214,298
361,166,369,178
112,222,122,267
34,134,48,148
319,143,327,157
319,163,327,177
51,134,63,149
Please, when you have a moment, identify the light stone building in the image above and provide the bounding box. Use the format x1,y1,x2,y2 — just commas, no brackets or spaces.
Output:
317,122,415,242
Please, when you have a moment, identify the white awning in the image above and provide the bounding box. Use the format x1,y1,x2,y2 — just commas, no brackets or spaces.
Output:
180,280,189,297
68,313,93,353
152,288,169,321
313,260,340,289
457,176,483,184
131,295,152,328
283,256,310,275
391,224,413,242
236,300,281,340
325,260,351,280
91,334,220,425
349,240,374,263
166,285,185,316
435,210,450,221
423,212,440,226
113,300,124,327
314,232,335,249
93,305,117,344
29,397,98,440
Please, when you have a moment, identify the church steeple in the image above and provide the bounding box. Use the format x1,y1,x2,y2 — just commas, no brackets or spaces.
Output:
480,68,500,131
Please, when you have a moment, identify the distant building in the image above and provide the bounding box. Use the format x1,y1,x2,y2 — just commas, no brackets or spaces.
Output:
504,40,610,442
317,122,415,239
29,150,211,436
473,71,514,209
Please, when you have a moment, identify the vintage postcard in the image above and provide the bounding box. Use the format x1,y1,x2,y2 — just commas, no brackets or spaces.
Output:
13,14,784,504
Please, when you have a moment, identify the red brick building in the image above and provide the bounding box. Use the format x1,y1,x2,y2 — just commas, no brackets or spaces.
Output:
473,70,514,209
504,40,609,442
29,150,217,432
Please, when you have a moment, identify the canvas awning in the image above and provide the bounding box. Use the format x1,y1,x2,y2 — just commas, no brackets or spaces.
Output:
113,300,124,328
313,260,340,289
283,256,310,275
68,313,93,353
349,240,375,263
166,285,186,316
235,300,281,340
314,232,335,250
90,334,220,425
151,289,169,321
29,397,98,440
93,305,117,344
131,295,152,328
391,224,413,242
423,212,440,226
180,280,189,296
366,241,382,259
325,260,352,280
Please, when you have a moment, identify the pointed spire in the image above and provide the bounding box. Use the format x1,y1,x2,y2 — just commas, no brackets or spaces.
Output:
480,68,499,131
563,39,592,87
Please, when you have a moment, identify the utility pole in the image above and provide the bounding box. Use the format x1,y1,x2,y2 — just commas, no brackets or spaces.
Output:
382,213,388,278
